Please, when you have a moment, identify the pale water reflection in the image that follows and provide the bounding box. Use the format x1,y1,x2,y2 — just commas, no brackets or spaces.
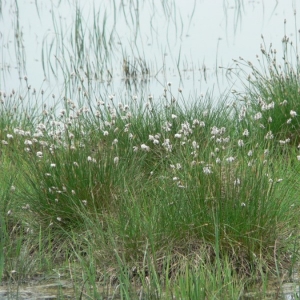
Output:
0,0,299,100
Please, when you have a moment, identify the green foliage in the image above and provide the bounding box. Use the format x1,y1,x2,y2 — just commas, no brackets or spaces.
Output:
1,76,300,298
234,35,300,144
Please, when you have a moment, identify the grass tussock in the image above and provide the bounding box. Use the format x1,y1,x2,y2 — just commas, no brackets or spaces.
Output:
233,33,300,145
1,57,300,298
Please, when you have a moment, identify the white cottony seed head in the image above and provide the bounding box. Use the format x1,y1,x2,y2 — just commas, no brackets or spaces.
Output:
254,112,262,120
203,166,212,174
238,139,244,147
226,156,235,163
36,151,43,158
290,110,297,118
265,131,274,140
141,144,150,151
24,140,32,145
234,178,241,186
243,129,249,136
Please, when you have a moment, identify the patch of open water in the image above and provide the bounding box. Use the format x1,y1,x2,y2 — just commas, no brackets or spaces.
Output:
0,1,299,103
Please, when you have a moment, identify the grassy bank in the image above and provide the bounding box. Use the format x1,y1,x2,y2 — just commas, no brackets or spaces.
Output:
1,46,300,298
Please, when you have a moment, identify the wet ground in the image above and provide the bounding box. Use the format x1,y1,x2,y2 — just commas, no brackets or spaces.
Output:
0,269,299,300
0,280,74,300
0,280,299,300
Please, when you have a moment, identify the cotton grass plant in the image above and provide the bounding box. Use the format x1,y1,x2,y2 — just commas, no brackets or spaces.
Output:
1,75,300,298
232,26,300,145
